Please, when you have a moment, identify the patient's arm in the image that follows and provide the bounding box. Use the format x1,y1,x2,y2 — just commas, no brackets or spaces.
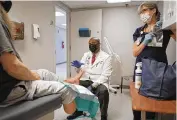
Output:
65,70,84,84
133,42,145,57
0,52,40,80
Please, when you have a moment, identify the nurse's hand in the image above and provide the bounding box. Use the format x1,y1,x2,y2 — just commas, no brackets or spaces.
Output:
142,33,155,46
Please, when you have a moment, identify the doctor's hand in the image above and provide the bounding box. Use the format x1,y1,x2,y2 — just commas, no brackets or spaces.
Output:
142,33,155,46
71,60,84,68
88,83,99,93
91,82,99,88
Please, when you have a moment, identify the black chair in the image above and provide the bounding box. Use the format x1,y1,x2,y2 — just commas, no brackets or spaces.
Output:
0,94,62,120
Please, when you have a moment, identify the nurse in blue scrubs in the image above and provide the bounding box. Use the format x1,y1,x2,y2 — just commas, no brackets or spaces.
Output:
132,2,176,120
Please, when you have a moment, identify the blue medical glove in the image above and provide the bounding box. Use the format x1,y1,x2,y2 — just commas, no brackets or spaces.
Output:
142,33,155,46
71,60,84,68
156,21,162,27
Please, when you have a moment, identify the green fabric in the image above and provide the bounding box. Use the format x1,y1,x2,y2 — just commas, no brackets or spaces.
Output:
60,81,99,118
75,97,99,118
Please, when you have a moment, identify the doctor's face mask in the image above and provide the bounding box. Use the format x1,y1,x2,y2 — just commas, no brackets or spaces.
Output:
89,37,100,53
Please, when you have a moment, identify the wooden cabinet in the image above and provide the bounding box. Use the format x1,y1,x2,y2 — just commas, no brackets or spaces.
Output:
162,1,176,30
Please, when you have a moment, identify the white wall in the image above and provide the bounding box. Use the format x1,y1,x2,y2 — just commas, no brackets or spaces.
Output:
9,1,56,72
70,9,102,76
102,6,142,77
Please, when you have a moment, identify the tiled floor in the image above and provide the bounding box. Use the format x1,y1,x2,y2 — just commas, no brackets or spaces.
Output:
54,89,133,120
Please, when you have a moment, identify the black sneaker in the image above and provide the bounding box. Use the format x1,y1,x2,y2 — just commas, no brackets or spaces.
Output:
67,111,84,120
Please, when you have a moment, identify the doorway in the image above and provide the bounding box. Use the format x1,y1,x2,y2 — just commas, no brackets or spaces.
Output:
55,7,67,80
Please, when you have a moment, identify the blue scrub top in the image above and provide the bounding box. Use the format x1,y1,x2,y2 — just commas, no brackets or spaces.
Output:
132,24,174,80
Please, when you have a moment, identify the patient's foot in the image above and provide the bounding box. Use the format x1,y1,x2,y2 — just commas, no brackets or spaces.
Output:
67,111,84,120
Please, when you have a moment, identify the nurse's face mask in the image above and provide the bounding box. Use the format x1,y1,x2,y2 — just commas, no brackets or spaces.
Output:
140,7,156,23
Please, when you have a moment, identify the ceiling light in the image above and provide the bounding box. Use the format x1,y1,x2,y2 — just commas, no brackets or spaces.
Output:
107,0,131,3
62,24,66,26
55,12,64,16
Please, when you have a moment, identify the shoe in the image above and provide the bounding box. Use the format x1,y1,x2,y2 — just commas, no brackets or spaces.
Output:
67,111,83,120
101,115,107,120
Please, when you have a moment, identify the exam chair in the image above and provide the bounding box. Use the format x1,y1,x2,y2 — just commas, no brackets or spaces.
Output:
0,94,62,120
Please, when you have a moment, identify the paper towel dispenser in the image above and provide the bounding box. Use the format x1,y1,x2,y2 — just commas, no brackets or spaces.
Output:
79,28,91,37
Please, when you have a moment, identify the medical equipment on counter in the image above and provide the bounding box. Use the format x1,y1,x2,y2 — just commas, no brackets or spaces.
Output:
135,62,142,89
103,37,122,93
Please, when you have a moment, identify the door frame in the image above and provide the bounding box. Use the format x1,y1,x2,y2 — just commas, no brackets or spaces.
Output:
55,1,71,77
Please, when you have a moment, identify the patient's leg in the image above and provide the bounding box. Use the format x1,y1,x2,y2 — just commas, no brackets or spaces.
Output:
35,69,84,84
28,80,77,114
35,69,60,81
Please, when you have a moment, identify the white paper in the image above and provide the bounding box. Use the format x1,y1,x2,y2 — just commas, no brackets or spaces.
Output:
33,24,40,39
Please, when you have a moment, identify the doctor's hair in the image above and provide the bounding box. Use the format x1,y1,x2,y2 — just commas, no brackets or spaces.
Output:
138,2,161,21
0,2,14,39
89,37,100,44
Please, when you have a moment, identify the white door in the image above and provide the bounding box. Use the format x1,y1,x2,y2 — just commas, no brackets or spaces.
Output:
70,9,102,76
55,27,66,64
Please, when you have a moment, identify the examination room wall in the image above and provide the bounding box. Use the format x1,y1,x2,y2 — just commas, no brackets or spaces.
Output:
70,1,176,85
70,7,140,80
102,1,176,78
8,1,56,73
102,6,141,77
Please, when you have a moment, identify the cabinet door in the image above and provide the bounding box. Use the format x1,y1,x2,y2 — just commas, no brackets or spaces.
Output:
163,1,176,29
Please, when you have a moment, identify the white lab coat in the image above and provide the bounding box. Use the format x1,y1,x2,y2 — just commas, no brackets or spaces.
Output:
80,50,112,89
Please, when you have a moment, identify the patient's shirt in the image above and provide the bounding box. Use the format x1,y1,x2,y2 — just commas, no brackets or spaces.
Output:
0,15,21,103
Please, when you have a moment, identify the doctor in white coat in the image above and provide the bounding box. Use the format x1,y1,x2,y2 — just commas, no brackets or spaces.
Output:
67,37,112,120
